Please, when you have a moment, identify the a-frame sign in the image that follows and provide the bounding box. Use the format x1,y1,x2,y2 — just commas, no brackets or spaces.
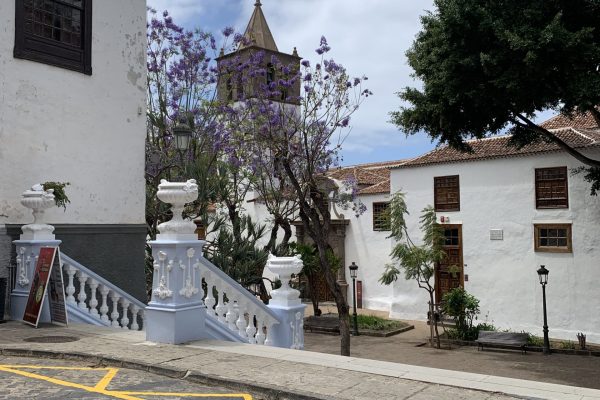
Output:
23,247,68,327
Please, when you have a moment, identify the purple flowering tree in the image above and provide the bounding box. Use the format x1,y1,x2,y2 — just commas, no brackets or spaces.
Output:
145,10,270,298
218,36,372,356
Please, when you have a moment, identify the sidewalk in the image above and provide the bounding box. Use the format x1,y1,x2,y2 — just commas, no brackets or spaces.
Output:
0,321,598,400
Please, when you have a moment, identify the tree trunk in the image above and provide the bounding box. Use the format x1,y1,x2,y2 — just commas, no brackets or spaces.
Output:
428,300,435,348
280,219,293,248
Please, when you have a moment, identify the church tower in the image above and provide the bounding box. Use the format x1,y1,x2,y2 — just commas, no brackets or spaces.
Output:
216,1,301,105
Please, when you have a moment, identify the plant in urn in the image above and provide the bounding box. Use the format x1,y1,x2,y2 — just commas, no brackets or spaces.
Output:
267,253,303,306
20,184,57,240
156,179,199,240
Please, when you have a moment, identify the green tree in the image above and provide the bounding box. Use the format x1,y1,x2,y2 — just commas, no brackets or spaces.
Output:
379,192,446,348
392,0,600,190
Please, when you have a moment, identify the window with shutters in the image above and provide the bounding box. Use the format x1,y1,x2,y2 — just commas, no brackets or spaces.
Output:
372,202,390,231
14,0,92,75
534,224,572,253
535,167,568,209
434,175,460,212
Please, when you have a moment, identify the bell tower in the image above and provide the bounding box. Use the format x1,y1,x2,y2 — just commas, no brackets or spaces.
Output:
216,0,301,105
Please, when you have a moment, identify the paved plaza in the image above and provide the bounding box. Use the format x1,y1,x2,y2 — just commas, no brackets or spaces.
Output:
0,321,599,400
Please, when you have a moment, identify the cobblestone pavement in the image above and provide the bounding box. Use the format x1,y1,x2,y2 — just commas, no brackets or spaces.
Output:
0,356,250,400
304,323,600,390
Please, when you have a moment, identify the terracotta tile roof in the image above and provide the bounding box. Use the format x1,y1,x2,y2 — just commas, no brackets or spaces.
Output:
327,160,406,195
540,109,600,130
358,179,390,195
328,166,388,186
395,111,600,169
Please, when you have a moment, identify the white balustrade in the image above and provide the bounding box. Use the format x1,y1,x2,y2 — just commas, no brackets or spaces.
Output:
60,254,146,331
197,259,281,346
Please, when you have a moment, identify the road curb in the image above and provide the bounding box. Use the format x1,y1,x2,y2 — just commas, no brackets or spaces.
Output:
0,346,334,400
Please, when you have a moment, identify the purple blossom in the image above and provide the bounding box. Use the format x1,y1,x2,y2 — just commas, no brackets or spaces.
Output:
222,27,234,37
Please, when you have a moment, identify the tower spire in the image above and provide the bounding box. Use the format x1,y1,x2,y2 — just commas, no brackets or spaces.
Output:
241,0,278,51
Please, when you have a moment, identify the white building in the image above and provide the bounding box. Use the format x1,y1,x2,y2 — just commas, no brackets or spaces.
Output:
350,111,600,342
0,1,147,302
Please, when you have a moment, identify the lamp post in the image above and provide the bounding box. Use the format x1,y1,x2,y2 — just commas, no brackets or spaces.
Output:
348,262,359,336
173,118,192,165
537,265,550,355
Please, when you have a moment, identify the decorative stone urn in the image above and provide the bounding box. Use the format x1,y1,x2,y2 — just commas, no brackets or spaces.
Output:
20,184,56,240
267,254,303,307
156,179,199,240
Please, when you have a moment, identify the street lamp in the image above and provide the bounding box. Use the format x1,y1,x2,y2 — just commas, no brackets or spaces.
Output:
173,118,192,152
537,265,550,355
349,262,359,336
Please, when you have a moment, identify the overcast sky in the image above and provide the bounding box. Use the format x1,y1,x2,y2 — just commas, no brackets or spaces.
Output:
147,0,554,166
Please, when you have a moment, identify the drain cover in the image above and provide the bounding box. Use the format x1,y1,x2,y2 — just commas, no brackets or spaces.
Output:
23,336,80,343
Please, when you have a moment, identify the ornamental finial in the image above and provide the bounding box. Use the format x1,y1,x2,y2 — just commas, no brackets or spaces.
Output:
255,0,262,6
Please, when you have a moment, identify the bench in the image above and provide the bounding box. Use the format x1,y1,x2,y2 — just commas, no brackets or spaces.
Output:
476,331,528,354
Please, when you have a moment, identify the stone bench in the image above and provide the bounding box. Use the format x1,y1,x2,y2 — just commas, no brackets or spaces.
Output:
475,331,528,354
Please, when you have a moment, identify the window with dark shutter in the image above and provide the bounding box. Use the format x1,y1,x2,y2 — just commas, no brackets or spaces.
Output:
372,202,390,231
434,175,460,212
534,224,572,253
535,167,568,209
14,0,92,75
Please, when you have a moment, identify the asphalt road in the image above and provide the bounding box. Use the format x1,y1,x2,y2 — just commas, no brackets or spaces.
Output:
0,356,251,400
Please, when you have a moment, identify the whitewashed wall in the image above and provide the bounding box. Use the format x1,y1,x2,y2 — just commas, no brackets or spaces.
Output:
0,1,147,226
390,149,600,342
343,193,395,311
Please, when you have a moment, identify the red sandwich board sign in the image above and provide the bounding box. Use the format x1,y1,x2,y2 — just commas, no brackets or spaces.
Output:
23,247,68,327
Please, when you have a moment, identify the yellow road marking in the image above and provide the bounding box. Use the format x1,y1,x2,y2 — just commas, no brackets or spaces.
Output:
0,364,252,399
0,365,142,399
95,367,120,390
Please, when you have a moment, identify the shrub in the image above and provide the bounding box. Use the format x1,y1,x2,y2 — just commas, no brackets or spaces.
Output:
442,287,480,340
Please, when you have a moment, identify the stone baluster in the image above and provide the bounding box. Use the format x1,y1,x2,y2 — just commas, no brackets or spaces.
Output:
215,282,227,324
120,299,131,329
255,315,266,345
264,318,275,346
64,264,77,306
246,311,257,344
226,298,238,332
203,274,216,315
110,291,121,328
236,302,248,339
76,271,89,311
130,305,140,331
99,285,110,322
140,309,146,331
88,279,99,317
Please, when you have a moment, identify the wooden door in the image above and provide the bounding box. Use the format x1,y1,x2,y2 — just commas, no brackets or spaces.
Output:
435,225,464,303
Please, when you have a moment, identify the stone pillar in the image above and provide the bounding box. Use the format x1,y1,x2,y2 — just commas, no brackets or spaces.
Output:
266,254,307,349
145,179,209,344
10,184,61,322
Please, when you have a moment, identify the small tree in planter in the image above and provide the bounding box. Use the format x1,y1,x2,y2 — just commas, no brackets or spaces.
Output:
379,191,446,348
42,181,70,210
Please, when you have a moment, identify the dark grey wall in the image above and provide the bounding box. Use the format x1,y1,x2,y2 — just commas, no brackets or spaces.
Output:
6,224,147,302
